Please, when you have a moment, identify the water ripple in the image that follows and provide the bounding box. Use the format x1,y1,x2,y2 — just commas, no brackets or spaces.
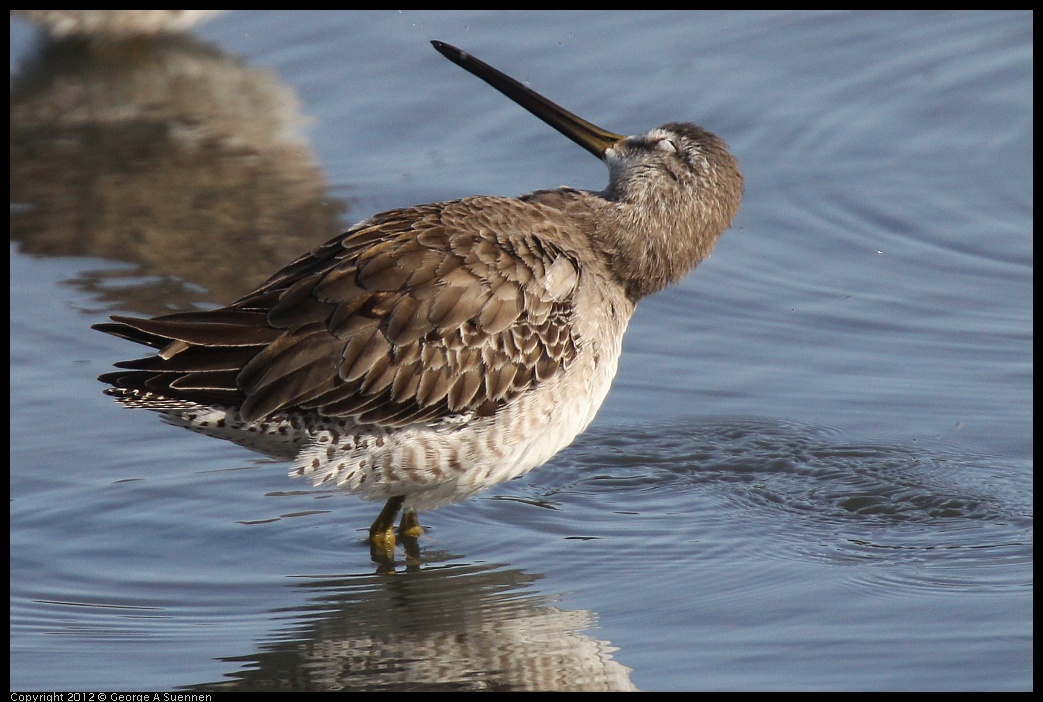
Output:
493,418,1031,591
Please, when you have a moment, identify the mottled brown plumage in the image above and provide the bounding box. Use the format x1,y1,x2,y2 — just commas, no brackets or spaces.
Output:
99,197,584,428
94,41,743,563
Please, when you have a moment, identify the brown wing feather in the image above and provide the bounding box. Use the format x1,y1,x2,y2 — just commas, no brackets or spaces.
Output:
94,197,581,427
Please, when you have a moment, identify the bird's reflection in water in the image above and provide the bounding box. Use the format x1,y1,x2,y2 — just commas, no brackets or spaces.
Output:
185,561,636,691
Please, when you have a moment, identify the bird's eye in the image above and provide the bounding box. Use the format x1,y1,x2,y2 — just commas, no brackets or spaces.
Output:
654,138,678,154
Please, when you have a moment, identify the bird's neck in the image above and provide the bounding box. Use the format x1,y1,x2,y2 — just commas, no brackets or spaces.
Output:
523,187,721,302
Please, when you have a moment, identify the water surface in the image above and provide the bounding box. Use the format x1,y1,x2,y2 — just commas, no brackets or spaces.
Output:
10,10,1032,691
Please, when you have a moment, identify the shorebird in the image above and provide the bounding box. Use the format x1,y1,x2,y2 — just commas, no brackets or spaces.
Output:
94,40,743,563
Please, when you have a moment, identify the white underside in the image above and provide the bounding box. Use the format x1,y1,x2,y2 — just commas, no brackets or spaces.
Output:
290,343,622,513
150,337,622,514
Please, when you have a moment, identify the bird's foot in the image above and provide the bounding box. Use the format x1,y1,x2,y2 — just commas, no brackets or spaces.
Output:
369,524,397,566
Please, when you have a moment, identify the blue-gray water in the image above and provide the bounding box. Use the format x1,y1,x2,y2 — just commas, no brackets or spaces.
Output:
10,10,1031,691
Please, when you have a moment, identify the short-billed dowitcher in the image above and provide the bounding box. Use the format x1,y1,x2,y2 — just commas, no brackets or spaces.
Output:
94,40,743,563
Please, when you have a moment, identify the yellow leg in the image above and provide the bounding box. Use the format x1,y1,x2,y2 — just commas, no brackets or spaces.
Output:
399,509,424,539
369,495,405,563
399,509,423,562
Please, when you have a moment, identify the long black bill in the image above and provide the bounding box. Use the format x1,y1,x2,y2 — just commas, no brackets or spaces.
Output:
432,40,623,160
